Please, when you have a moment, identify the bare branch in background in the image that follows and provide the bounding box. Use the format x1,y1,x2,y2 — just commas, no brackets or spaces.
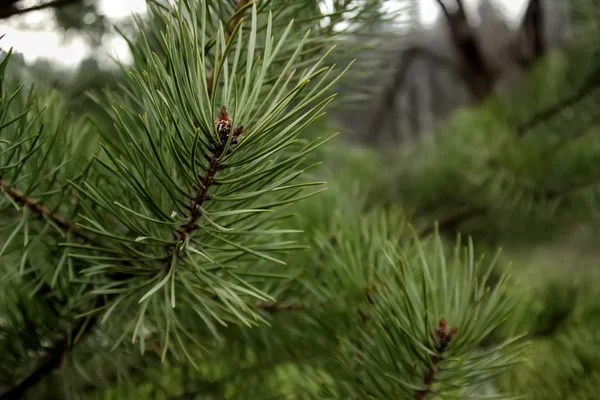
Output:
518,68,600,137
435,0,495,101
360,0,558,145
515,0,546,69
367,47,459,143
0,0,80,19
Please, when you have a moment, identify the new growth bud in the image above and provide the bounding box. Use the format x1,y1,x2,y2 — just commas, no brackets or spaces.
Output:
215,106,244,146
216,105,233,138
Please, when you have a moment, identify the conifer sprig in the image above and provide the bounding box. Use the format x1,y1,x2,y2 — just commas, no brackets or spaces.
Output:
68,0,350,360
338,229,528,399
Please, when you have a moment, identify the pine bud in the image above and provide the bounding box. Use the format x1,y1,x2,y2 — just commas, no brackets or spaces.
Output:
215,105,232,138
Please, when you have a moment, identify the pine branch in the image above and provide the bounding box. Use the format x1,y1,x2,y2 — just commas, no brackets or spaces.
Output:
0,176,90,242
0,339,68,400
0,304,102,400
517,68,600,137
0,0,80,19
3,0,345,385
422,70,600,236
422,167,600,237
542,173,600,201
0,177,104,396
414,318,458,400
163,106,243,270
344,235,523,397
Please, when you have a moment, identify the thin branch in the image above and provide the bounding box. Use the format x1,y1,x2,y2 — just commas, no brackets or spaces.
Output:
256,301,309,312
0,177,104,398
148,338,163,358
419,206,486,237
0,176,91,242
515,0,545,69
0,341,68,400
163,106,243,271
454,0,466,14
542,173,600,201
423,164,600,237
0,306,102,400
433,0,451,20
517,69,600,137
541,114,600,157
0,0,80,19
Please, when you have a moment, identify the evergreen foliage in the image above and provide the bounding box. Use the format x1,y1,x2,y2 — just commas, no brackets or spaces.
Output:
1,0,599,399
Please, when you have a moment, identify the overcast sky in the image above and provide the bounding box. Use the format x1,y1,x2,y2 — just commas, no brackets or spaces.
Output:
2,0,147,66
1,0,528,68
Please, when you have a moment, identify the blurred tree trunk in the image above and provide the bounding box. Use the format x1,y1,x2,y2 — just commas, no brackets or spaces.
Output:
355,0,569,146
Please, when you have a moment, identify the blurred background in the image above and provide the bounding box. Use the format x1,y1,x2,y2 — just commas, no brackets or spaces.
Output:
1,0,562,129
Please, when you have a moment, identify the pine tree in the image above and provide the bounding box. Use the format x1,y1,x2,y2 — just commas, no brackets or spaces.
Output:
1,0,599,399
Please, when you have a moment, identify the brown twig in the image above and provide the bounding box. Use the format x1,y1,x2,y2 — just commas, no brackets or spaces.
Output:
419,206,486,237
0,0,80,19
415,318,458,400
0,177,106,398
256,301,309,312
148,338,163,358
0,341,70,399
206,0,251,98
60,348,71,400
256,282,380,314
0,176,91,242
